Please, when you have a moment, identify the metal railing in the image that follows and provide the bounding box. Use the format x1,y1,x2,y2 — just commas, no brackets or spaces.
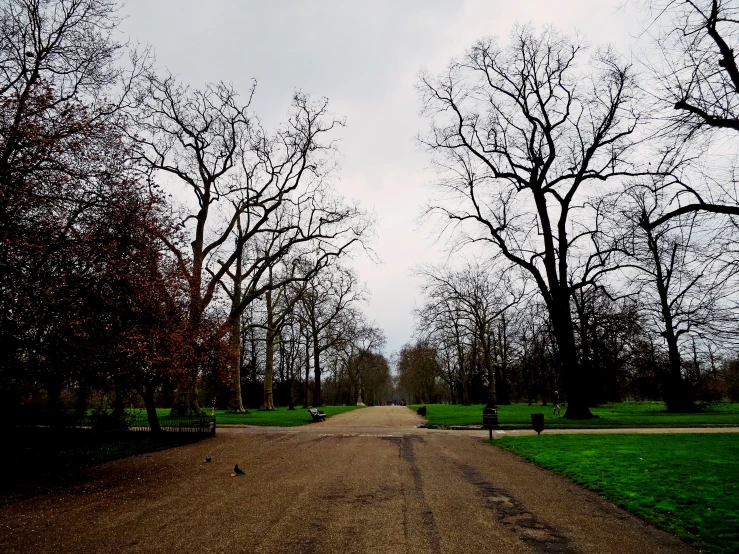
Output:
5,416,216,483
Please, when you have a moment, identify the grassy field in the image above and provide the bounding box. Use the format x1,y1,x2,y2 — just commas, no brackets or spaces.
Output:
408,401,739,428
493,433,739,554
127,405,363,427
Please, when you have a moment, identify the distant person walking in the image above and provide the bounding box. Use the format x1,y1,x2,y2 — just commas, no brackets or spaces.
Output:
553,391,561,417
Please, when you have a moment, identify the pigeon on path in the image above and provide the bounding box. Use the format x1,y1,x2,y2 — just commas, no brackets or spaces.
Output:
232,464,245,477
204,456,211,463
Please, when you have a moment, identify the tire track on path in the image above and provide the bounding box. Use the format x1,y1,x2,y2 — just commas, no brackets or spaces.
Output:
394,436,442,553
456,462,580,554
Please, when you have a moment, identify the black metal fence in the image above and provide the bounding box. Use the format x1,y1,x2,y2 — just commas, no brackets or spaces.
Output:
4,416,216,487
103,415,217,434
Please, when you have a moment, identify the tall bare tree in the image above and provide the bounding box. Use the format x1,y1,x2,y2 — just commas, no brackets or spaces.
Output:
130,75,367,414
617,183,739,409
299,266,365,406
256,262,309,410
420,26,644,417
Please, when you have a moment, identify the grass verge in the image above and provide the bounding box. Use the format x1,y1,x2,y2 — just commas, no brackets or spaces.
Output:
132,405,363,427
408,401,739,428
493,433,739,554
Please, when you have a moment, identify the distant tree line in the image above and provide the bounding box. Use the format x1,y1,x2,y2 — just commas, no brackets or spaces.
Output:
400,262,739,407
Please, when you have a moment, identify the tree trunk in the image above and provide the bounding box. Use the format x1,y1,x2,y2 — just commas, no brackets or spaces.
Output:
172,305,204,416
647,227,693,412
113,387,127,416
74,380,89,420
288,368,295,409
313,330,322,407
497,315,512,405
553,301,593,419
174,222,207,417
356,374,364,405
278,338,286,405
227,247,245,412
169,377,201,416
480,324,496,408
45,375,64,423
663,329,690,410
662,318,691,411
574,294,597,406
262,330,275,409
454,323,468,405
142,386,161,433
250,328,258,408
288,338,296,410
302,330,310,408
309,305,323,407
262,284,275,410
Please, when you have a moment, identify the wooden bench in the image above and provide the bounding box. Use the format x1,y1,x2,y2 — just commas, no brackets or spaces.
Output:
309,408,326,422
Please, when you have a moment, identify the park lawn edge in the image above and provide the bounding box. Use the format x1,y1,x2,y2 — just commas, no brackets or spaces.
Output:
489,434,739,554
407,402,739,429
488,438,683,538
489,438,701,550
144,405,364,427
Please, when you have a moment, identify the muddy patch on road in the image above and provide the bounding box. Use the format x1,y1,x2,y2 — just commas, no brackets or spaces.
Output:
458,463,581,554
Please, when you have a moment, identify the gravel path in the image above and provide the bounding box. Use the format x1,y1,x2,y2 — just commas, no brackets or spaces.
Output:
0,407,698,553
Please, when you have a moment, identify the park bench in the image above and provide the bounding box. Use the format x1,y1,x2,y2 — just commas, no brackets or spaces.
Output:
309,408,326,422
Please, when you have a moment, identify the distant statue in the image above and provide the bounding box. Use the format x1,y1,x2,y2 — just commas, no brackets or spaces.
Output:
356,386,365,406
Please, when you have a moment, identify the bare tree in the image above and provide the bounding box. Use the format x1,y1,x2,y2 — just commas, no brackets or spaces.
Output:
130,74,367,414
617,183,739,409
298,265,365,406
420,26,644,417
336,314,385,405
416,262,522,407
649,0,739,134
279,314,304,409
397,341,442,404
513,300,559,404
641,0,739,226
256,261,309,410
356,352,392,406
416,295,470,404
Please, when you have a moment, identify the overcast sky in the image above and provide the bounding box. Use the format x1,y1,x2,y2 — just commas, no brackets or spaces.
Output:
119,0,643,355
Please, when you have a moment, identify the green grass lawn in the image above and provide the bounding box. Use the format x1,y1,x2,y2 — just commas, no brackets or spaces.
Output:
408,401,739,428
493,433,739,554
127,405,363,427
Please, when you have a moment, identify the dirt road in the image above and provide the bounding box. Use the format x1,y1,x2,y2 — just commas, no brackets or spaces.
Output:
0,407,695,554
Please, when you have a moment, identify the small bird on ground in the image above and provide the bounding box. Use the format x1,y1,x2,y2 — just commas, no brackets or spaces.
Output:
232,464,245,477
204,456,211,463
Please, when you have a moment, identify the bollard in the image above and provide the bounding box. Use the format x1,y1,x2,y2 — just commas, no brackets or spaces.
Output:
531,413,545,435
